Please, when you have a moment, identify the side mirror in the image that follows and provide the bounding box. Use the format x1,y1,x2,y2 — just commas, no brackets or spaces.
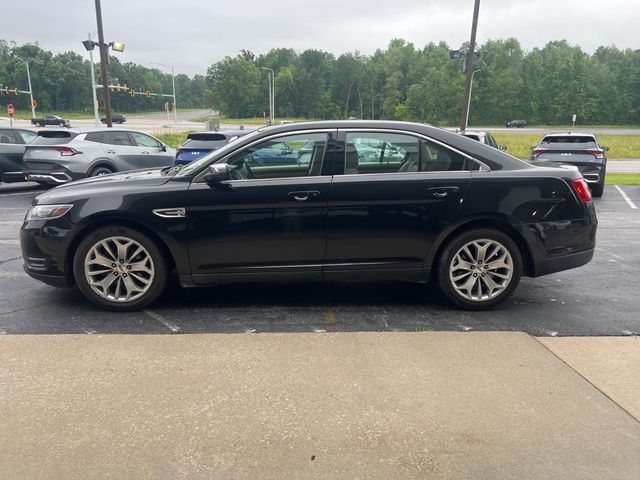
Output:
203,163,231,184
602,146,609,152
160,144,167,152
531,145,536,151
499,144,507,152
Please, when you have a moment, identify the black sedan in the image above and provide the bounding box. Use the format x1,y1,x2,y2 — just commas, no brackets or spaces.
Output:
20,121,597,311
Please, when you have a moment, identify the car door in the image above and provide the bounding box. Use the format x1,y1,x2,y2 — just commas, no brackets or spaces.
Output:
129,131,173,168
324,129,474,281
100,130,156,171
0,129,27,179
185,130,336,284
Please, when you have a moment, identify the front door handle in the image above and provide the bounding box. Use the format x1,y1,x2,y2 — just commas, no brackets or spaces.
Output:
428,186,460,198
288,190,320,202
106,150,116,154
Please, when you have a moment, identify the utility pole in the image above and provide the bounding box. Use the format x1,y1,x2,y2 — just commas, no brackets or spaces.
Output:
459,0,481,133
151,63,178,123
14,56,35,119
94,0,112,127
260,67,275,125
87,32,100,126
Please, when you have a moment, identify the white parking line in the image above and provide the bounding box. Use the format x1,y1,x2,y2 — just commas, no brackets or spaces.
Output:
143,310,180,333
614,185,638,210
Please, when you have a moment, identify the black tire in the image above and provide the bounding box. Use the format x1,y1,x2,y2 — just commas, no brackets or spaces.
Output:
89,165,115,177
73,225,169,310
591,182,604,198
435,228,523,310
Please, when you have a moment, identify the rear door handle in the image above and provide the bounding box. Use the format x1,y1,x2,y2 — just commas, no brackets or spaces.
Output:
106,150,116,154
288,190,320,202
428,186,460,198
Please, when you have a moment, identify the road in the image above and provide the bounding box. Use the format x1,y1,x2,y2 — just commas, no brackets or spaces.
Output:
0,184,638,336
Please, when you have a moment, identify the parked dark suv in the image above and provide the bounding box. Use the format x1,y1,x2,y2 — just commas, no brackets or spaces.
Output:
506,120,527,128
21,121,597,311
531,133,607,197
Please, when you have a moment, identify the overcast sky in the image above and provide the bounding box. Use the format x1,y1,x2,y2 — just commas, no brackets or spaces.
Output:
5,0,639,76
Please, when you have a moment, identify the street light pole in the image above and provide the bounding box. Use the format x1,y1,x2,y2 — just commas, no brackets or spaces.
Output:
459,0,481,133
87,32,100,126
14,56,35,119
94,0,113,127
464,69,481,130
151,63,178,123
260,67,275,125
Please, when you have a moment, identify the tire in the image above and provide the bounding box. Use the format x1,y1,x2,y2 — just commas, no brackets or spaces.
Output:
89,165,115,177
34,122,42,127
435,228,523,310
73,225,169,310
591,182,604,198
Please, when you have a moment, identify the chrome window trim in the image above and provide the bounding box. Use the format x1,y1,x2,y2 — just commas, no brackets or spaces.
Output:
340,127,490,172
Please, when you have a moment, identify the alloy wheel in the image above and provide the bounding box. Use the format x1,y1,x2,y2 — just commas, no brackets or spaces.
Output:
449,239,513,302
84,236,154,303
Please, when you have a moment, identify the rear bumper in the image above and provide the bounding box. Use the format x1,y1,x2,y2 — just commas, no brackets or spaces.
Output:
533,248,594,277
23,164,84,184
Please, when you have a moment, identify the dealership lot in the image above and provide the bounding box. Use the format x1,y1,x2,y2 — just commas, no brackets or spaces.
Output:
0,184,638,336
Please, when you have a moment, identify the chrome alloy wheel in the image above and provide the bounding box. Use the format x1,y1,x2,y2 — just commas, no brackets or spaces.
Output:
449,239,514,302
84,236,155,303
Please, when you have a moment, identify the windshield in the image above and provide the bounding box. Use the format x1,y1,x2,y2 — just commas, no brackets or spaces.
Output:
176,129,263,176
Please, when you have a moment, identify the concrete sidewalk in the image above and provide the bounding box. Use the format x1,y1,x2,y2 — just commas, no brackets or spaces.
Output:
1,332,639,480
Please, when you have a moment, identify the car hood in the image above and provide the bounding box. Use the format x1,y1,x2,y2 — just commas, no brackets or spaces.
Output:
34,168,174,204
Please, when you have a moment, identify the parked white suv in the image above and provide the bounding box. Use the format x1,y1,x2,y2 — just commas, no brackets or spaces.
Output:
23,128,174,185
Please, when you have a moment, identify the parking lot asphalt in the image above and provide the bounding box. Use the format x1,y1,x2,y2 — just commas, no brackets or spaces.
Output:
0,184,638,337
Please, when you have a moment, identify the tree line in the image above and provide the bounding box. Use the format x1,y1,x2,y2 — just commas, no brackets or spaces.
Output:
0,40,205,114
1,38,639,125
205,39,640,125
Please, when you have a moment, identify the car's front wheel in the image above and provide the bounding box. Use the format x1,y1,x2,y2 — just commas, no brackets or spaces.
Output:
73,226,169,310
436,229,522,310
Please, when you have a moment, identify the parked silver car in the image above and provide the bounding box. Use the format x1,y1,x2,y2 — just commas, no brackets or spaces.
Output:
23,128,174,185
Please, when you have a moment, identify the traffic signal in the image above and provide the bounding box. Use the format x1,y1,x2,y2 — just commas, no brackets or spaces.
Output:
12,88,18,95
1,87,7,95
130,89,135,97
145,90,152,98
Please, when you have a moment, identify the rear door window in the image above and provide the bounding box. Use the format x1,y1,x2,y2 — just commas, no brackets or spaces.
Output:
102,131,134,146
85,132,104,143
343,132,473,174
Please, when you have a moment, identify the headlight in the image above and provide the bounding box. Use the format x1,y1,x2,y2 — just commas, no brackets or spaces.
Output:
25,204,73,221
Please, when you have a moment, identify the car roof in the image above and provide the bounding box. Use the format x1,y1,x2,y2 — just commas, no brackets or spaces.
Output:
242,120,531,171
542,132,596,137
200,130,249,137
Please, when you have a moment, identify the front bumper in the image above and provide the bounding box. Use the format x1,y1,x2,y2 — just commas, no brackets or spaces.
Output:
20,219,74,287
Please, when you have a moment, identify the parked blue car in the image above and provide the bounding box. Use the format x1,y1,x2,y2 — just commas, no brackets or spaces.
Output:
175,130,248,165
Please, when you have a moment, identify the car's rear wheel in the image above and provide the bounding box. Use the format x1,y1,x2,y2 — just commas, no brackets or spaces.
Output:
591,182,604,198
73,226,169,310
436,229,522,310
89,165,115,177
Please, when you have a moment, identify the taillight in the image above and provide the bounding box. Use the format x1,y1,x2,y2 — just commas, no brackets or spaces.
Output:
53,146,78,156
572,178,592,203
531,148,546,158
585,149,604,159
